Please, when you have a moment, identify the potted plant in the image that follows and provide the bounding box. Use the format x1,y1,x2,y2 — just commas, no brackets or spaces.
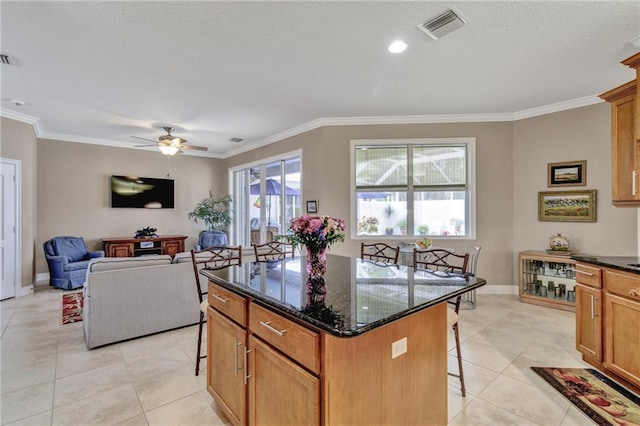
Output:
357,216,379,234
383,205,395,235
396,219,408,235
187,193,233,247
417,224,430,235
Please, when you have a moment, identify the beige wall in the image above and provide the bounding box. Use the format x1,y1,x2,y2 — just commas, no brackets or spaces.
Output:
225,122,515,286
36,139,225,276
1,117,38,287
513,103,638,269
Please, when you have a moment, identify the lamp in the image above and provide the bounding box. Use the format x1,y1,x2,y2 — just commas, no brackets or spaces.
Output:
159,145,179,156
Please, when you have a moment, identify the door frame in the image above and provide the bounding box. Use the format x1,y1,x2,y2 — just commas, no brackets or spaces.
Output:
1,158,22,298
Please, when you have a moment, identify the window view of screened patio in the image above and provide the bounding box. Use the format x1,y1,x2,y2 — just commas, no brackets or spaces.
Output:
231,156,301,246
354,140,472,239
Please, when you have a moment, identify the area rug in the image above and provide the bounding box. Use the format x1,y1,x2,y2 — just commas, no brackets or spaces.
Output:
62,291,83,324
532,367,640,426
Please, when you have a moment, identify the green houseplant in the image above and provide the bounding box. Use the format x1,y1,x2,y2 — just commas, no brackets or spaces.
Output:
383,205,395,235
396,219,408,235
417,224,430,235
187,192,233,231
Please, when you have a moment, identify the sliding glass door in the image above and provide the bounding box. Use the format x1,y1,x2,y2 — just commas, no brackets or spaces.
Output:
231,154,301,247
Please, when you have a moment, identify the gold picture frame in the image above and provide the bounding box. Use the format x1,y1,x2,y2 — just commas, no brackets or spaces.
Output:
547,160,587,187
538,190,597,222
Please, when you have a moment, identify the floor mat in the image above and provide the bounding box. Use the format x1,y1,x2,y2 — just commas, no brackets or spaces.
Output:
62,291,83,324
532,367,640,426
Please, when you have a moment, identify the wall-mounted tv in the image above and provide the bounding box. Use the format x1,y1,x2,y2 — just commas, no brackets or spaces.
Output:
111,175,174,209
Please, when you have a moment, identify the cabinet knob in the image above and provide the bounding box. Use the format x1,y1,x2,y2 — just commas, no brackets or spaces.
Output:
629,286,640,297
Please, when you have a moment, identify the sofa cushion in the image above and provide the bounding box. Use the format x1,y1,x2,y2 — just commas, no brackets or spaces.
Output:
88,255,172,272
173,251,216,264
53,237,88,262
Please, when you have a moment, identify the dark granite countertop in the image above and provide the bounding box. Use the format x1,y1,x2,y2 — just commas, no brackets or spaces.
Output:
571,255,640,275
200,254,486,338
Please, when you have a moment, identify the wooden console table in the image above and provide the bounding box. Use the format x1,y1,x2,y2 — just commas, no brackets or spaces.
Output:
102,235,187,258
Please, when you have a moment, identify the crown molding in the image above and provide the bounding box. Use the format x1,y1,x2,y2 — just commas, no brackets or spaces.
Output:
3,95,605,160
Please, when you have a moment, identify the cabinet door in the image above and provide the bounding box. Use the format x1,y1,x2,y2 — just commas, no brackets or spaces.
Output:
611,93,638,205
575,284,603,361
247,335,319,426
162,240,183,257
208,308,246,425
604,293,640,387
108,243,133,257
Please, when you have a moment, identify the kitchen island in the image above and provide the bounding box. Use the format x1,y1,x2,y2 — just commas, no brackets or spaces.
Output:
572,255,640,393
201,254,486,426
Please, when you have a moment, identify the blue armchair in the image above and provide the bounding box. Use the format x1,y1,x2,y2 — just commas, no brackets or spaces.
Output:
194,230,228,251
43,236,105,290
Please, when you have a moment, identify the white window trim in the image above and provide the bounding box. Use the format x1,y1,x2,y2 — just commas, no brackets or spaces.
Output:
350,138,476,240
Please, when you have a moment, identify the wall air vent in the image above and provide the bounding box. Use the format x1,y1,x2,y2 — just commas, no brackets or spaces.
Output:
229,137,243,143
0,53,17,66
417,9,467,40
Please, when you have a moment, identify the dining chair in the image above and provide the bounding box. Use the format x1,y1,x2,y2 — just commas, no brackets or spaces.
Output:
360,242,400,264
190,245,243,376
253,241,294,261
412,248,469,396
460,245,481,309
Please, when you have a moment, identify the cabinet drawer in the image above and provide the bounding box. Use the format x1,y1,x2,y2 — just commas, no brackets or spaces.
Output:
249,302,320,374
605,270,640,302
208,283,247,326
576,263,602,288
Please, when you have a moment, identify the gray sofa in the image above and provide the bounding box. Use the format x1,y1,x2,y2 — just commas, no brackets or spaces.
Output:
83,252,204,349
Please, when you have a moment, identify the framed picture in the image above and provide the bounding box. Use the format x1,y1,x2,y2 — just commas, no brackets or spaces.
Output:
547,160,587,187
538,190,597,222
306,200,318,214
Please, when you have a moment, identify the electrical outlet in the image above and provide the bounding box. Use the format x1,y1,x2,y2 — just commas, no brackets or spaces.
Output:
391,337,407,359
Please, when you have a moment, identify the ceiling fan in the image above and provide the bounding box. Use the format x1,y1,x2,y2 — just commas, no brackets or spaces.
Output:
131,126,208,156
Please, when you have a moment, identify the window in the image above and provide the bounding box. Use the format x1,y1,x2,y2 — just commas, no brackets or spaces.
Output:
351,138,475,239
230,151,302,247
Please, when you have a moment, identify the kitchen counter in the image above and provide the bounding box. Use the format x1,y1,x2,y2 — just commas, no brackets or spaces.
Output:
200,254,486,337
571,255,640,275
201,254,486,425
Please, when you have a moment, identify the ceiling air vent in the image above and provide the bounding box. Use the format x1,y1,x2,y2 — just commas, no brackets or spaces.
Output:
417,9,467,40
0,53,17,66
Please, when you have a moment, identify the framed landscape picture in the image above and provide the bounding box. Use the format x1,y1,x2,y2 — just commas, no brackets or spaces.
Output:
538,190,597,222
547,160,587,187
306,200,318,214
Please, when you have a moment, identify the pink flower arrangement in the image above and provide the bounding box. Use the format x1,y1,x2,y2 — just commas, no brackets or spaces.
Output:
286,215,346,252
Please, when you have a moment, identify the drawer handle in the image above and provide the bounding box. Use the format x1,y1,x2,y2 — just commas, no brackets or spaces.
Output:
577,270,595,277
629,287,640,297
633,171,637,196
211,293,229,303
260,321,287,336
234,339,242,375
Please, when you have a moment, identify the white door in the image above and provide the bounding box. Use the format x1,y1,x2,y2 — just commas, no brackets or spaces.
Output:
1,159,20,300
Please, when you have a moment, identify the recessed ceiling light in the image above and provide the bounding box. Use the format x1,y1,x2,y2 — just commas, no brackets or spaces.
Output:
388,41,407,53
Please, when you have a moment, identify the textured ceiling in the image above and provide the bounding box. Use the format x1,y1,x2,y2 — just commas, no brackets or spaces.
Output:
1,1,639,158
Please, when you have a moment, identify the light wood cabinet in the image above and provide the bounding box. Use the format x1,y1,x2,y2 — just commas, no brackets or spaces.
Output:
208,308,246,425
600,51,640,207
575,284,602,361
247,335,319,426
575,262,640,390
102,235,186,257
518,251,576,312
206,280,448,425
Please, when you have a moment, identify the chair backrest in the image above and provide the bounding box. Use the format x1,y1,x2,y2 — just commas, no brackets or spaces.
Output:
191,246,243,303
464,245,481,277
253,241,294,262
413,248,469,275
361,242,400,264
44,236,88,261
197,231,228,249
250,226,279,245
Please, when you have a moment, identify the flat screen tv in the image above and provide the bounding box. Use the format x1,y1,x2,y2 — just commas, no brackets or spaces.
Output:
111,175,174,209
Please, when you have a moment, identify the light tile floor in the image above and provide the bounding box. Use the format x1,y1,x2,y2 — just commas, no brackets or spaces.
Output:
1,287,601,425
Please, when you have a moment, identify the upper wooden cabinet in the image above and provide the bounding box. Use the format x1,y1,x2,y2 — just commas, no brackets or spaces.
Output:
600,52,640,207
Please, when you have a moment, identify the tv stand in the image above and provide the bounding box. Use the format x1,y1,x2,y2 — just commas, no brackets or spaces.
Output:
102,235,187,258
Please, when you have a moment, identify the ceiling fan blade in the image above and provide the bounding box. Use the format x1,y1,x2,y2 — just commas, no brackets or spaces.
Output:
180,144,208,151
131,135,158,143
133,143,159,148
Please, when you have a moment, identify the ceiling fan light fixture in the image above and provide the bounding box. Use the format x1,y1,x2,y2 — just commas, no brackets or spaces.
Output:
159,145,180,156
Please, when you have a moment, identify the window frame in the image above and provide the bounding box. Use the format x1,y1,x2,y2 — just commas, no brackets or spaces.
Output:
350,138,476,240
